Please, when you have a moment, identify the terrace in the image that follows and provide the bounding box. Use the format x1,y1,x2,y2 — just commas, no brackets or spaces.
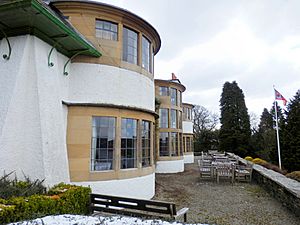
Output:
153,157,300,225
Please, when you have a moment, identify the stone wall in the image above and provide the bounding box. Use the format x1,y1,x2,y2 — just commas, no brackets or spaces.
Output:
236,156,300,217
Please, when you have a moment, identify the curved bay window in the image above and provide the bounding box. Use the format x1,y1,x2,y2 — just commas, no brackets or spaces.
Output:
91,116,115,171
159,108,169,128
141,120,151,167
159,132,169,156
123,27,138,64
121,118,137,169
95,19,118,41
170,88,177,106
142,36,151,72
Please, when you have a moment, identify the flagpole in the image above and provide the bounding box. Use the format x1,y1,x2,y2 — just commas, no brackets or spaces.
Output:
274,91,282,169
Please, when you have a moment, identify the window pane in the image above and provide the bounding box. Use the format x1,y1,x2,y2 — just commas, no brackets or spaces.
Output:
95,19,118,41
91,116,115,171
123,27,138,64
171,109,177,129
159,132,169,156
121,118,137,169
159,108,169,128
170,132,178,156
159,86,169,96
170,88,177,106
142,36,151,72
142,120,151,167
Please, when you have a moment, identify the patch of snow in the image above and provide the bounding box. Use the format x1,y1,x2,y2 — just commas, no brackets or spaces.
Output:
8,214,209,225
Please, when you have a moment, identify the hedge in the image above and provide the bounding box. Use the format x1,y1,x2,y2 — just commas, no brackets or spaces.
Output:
0,183,91,224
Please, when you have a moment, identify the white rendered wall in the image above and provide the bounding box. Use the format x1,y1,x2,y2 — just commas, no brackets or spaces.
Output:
0,35,70,187
183,121,193,134
68,63,155,111
73,173,155,199
155,160,184,173
184,153,194,164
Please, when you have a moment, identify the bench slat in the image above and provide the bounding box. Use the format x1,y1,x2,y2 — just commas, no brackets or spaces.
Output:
90,193,187,222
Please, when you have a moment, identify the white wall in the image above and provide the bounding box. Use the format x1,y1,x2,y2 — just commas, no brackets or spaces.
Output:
0,35,156,193
73,173,155,199
183,121,193,134
155,160,184,173
0,35,70,186
184,153,194,164
68,63,155,111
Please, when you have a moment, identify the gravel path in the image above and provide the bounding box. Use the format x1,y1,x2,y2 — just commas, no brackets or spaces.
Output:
153,163,300,225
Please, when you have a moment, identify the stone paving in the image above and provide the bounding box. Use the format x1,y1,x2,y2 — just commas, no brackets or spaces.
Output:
153,163,300,225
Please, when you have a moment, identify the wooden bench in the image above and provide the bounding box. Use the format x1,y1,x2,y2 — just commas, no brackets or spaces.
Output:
90,193,189,222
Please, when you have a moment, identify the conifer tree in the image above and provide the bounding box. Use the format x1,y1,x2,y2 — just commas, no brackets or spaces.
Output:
282,90,300,172
219,81,251,156
252,108,276,162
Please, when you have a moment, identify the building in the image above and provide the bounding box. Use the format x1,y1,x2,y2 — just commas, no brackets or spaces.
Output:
154,78,186,173
0,0,160,199
182,103,194,163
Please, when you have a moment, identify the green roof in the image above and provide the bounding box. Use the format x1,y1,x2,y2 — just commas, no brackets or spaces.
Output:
0,0,101,58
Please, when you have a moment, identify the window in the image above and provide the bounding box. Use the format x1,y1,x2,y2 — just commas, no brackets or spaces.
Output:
123,27,138,64
170,88,177,106
121,118,137,169
178,111,182,129
186,137,192,152
179,133,183,155
178,91,182,106
142,36,151,72
171,109,177,129
95,20,118,41
91,117,115,171
159,132,169,156
159,86,169,96
159,108,169,128
142,120,151,167
170,132,178,156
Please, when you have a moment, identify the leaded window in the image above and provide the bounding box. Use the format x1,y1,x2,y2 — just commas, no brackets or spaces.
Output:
91,116,115,171
159,132,169,156
95,20,118,41
142,36,151,72
123,27,138,64
121,118,137,169
159,108,169,128
142,120,151,167
170,88,177,106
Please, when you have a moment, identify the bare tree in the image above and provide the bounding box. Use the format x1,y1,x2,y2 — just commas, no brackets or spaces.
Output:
193,105,219,152
193,105,219,133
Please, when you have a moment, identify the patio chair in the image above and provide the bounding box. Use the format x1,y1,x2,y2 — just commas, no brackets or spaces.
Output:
235,164,253,182
216,164,234,184
198,159,213,180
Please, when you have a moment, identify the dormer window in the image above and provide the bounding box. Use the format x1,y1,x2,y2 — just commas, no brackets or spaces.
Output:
96,19,118,41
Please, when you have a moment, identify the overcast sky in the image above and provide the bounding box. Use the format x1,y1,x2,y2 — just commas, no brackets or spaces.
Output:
97,0,300,117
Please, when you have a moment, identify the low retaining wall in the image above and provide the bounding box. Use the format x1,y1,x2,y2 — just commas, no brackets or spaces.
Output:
236,156,300,217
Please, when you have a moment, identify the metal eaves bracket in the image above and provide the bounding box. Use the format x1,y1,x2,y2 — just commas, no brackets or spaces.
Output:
63,50,88,76
48,35,68,67
0,29,11,60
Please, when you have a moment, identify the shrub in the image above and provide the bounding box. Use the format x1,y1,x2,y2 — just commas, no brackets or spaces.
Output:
0,183,91,224
0,172,46,199
286,171,300,182
244,156,253,161
252,158,267,165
